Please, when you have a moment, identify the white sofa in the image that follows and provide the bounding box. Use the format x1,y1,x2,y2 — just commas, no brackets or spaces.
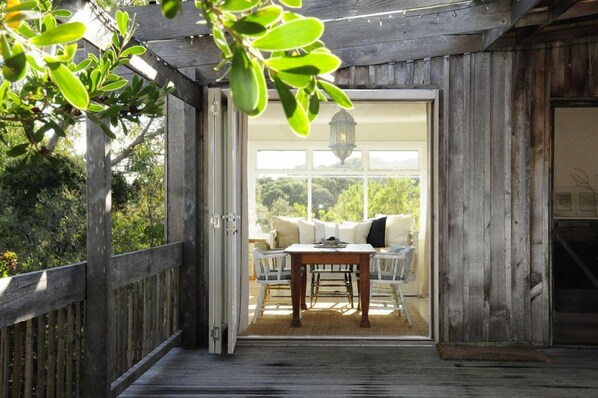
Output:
269,215,419,280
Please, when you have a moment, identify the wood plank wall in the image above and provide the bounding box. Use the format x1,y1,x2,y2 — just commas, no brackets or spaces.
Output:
336,40,598,343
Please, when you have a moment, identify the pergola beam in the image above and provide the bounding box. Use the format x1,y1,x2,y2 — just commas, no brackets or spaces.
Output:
515,0,582,44
483,0,543,49
124,0,488,41
62,0,201,109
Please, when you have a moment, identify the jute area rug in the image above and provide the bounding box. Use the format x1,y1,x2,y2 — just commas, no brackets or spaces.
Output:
241,303,428,337
437,344,551,363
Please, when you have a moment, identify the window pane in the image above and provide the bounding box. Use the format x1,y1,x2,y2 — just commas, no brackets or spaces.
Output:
312,177,363,222
369,150,419,170
256,150,305,170
313,151,362,170
367,177,420,224
253,175,307,232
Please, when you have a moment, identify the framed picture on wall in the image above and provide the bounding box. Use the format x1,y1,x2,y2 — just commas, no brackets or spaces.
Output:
577,192,597,216
554,189,574,217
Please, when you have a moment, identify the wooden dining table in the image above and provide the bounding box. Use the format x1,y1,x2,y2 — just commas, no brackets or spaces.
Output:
284,243,376,328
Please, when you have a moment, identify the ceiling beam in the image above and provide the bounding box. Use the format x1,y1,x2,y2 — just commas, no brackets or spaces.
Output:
124,0,505,42
514,0,581,45
62,0,201,108
482,0,543,50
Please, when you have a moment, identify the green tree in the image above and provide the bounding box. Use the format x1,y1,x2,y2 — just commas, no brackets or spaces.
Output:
368,178,420,224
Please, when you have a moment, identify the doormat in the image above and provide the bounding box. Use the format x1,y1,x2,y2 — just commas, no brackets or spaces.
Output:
437,344,551,363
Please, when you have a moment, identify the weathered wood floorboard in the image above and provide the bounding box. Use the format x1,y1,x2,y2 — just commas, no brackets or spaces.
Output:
120,346,598,397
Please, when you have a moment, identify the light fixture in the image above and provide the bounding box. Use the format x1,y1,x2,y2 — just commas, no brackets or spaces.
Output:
329,109,357,164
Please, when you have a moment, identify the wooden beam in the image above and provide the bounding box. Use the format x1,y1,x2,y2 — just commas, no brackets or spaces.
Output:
334,34,483,67
0,263,85,328
62,0,201,108
166,95,201,348
110,330,182,398
124,0,484,41
84,114,113,397
515,0,582,45
483,0,543,49
111,243,183,290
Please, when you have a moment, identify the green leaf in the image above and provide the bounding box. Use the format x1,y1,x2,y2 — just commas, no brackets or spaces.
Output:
0,81,10,100
100,79,128,92
253,17,323,51
221,0,260,12
241,5,282,28
6,143,29,157
276,71,311,88
231,20,266,36
274,76,308,136
99,122,116,139
30,22,86,46
42,13,56,31
245,61,267,117
17,22,36,38
4,1,37,13
121,45,146,57
282,11,302,22
318,80,353,109
212,27,232,59
266,52,341,75
46,61,89,110
115,10,129,37
307,93,319,122
52,9,72,18
280,0,302,7
230,47,259,114
161,0,181,18
2,42,27,82
87,103,105,112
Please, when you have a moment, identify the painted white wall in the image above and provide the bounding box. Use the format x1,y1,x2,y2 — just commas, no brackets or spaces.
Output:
554,107,598,188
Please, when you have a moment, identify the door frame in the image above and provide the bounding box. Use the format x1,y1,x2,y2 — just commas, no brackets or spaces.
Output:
241,88,441,342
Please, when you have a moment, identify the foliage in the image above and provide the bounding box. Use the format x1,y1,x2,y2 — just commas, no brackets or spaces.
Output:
0,1,171,159
1,250,17,277
0,154,87,272
164,0,352,135
255,176,421,231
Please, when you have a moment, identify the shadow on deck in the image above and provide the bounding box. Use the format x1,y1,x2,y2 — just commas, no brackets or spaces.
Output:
120,345,598,397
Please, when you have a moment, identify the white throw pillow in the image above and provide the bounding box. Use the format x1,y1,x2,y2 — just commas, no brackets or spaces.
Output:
354,220,372,244
298,220,315,244
314,220,356,243
385,214,414,247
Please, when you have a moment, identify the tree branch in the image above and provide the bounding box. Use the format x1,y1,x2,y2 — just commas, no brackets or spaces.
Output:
111,119,162,167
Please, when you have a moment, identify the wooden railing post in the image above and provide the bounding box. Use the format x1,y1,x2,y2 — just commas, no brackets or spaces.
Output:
166,95,202,348
84,117,113,396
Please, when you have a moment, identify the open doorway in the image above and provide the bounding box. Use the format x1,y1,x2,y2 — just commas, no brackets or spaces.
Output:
552,106,598,345
238,92,434,340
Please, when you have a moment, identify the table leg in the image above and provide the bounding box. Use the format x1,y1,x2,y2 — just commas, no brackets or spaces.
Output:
359,254,371,328
291,254,302,327
301,266,307,310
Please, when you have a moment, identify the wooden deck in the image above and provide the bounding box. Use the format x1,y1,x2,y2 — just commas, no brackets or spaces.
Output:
120,345,598,397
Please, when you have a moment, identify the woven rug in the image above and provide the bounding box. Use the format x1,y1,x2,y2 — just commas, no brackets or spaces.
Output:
437,344,551,363
241,302,428,337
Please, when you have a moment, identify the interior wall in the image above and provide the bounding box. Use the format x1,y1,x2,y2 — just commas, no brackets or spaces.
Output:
332,40,598,344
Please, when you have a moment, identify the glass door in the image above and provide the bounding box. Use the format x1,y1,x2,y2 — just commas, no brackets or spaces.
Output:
208,87,247,354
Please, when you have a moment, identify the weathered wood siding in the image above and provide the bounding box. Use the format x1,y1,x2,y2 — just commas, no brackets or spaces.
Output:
336,40,598,343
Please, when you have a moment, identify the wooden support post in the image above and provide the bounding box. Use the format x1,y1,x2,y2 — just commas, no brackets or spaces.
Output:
84,118,113,396
166,95,202,348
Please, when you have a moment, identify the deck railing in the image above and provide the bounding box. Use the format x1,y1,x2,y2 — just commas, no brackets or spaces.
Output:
0,242,183,397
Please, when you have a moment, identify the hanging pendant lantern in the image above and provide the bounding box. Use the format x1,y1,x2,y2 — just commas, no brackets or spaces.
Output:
329,109,357,164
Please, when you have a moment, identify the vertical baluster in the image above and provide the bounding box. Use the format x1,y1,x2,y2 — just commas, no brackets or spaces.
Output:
36,315,46,398
24,319,34,398
56,308,65,397
75,302,82,398
127,285,134,369
66,304,74,398
1,327,9,398
143,278,150,357
12,323,22,398
46,311,55,398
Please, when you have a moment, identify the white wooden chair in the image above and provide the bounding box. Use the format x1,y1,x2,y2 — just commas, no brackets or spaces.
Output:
369,248,416,326
251,248,291,324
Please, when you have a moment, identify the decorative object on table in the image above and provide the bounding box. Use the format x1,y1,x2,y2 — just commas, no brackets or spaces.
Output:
329,109,356,164
314,236,347,248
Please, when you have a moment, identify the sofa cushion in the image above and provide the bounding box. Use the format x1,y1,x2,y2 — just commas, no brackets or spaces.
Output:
385,214,414,247
314,220,356,243
272,216,300,248
298,219,315,244
367,217,386,247
354,220,372,244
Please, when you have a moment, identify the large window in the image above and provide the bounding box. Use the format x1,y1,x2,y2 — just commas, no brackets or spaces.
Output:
249,143,425,234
